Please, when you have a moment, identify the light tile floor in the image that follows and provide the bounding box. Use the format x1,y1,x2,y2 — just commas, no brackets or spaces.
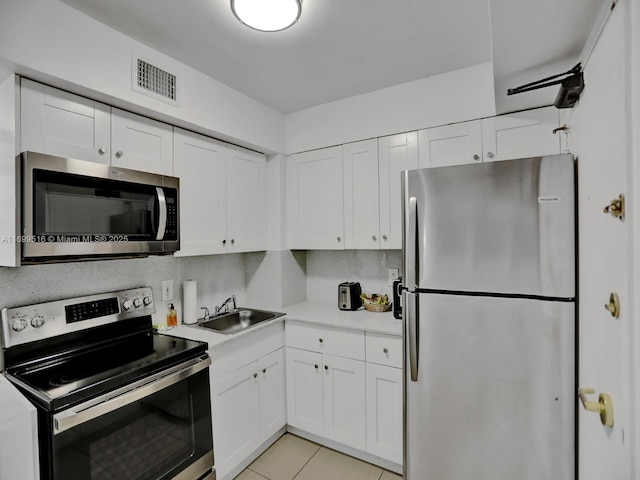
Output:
235,434,402,480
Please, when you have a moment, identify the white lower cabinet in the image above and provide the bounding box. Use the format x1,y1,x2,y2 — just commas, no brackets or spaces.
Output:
365,363,403,464
209,323,286,480
323,354,366,450
286,347,324,435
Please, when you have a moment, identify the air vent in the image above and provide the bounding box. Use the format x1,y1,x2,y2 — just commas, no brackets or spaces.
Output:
132,55,179,105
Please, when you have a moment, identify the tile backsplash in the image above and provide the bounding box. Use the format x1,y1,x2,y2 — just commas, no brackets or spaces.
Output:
306,250,402,302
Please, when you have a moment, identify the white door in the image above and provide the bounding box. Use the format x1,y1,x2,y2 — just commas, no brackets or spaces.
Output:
343,139,380,249
20,78,110,163
286,146,345,249
212,362,260,479
571,3,631,479
226,145,267,252
365,363,403,464
285,347,324,436
111,108,173,175
173,128,227,256
481,106,560,162
378,131,419,249
322,354,366,450
258,348,287,440
418,120,482,168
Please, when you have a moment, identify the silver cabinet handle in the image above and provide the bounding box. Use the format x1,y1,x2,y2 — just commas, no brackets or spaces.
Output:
115,150,123,158
372,235,377,241
98,146,107,155
262,368,267,374
324,365,329,370
231,239,235,245
487,152,494,159
337,236,341,242
314,364,319,369
253,373,258,378
319,338,323,343
473,154,479,161
383,348,388,354
382,235,387,241
222,239,226,245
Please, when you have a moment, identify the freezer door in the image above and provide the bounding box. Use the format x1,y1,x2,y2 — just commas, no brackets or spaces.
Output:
405,293,574,480
403,154,575,298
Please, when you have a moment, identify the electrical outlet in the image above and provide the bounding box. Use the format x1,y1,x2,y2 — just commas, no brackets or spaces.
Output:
161,280,174,301
388,268,400,286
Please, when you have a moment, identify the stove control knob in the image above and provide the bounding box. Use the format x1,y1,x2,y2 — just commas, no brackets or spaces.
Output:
11,317,28,332
122,299,133,311
143,296,152,306
30,315,45,328
132,297,142,308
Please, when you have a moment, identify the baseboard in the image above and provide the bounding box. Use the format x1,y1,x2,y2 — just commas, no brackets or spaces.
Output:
286,425,403,475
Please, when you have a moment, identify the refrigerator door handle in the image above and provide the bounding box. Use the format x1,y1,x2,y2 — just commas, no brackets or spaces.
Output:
405,196,418,291
407,292,419,381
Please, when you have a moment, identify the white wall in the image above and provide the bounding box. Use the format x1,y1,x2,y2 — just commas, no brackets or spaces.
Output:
284,62,496,154
0,0,284,154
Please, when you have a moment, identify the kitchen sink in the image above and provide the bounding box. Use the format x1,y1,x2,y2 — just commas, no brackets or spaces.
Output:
198,308,285,335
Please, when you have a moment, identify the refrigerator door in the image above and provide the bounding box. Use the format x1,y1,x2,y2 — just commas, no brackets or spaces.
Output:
405,293,574,480
403,154,575,298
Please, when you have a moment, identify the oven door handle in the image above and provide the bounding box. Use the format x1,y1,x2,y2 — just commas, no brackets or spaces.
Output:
53,355,211,435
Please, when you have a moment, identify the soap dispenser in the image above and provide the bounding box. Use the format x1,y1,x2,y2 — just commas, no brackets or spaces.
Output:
167,303,178,327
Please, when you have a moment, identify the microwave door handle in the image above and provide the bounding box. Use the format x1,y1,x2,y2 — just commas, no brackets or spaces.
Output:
155,187,167,241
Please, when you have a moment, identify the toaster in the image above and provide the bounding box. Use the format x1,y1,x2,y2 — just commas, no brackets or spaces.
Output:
338,282,362,311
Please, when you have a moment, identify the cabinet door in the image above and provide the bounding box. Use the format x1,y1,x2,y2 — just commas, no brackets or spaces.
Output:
365,363,403,464
418,120,482,168
212,362,260,479
481,107,560,162
173,128,227,256
226,145,268,252
343,139,380,250
286,146,345,249
378,132,419,249
258,348,287,441
286,347,324,436
111,108,173,175
323,354,366,450
21,78,110,163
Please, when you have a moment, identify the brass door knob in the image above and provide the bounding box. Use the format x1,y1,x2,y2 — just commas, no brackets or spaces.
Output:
603,194,625,221
605,293,621,318
578,388,614,427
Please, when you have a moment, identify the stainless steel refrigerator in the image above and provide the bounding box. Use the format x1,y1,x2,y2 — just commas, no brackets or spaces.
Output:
401,154,575,480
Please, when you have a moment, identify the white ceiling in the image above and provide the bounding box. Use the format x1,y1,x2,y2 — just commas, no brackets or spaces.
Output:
60,0,604,115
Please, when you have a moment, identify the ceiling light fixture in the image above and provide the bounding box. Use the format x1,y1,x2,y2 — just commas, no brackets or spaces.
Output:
231,0,301,32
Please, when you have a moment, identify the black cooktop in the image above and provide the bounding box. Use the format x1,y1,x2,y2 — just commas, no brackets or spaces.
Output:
6,331,207,412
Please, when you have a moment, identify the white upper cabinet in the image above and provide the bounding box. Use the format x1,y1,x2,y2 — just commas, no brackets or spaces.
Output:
225,145,268,253
20,78,111,163
111,108,173,175
173,128,227,256
481,106,560,162
287,146,345,250
174,130,268,256
418,120,483,168
343,139,380,250
378,132,419,249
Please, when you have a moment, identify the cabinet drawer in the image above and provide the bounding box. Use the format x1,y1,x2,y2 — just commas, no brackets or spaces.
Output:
366,332,402,368
286,322,365,361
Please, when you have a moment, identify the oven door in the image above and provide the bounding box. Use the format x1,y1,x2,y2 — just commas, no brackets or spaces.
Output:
46,357,213,480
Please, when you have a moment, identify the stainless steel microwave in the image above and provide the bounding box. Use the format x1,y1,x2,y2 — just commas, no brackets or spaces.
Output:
19,151,179,263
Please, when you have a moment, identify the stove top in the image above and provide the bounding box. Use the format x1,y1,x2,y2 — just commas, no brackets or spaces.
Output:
7,331,206,411
1,287,208,412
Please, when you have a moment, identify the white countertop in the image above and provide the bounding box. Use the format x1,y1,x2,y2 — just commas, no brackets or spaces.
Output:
162,300,402,349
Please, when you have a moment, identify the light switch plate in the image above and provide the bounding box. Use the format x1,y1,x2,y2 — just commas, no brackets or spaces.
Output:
388,268,400,286
161,280,174,301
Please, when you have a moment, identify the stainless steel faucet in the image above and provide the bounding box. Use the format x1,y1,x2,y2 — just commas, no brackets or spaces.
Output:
215,294,237,315
200,306,211,321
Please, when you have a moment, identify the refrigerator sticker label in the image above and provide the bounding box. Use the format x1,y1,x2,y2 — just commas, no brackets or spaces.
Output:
538,196,561,204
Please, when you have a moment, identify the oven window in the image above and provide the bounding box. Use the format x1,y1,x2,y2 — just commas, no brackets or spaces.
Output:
51,368,212,480
33,170,159,239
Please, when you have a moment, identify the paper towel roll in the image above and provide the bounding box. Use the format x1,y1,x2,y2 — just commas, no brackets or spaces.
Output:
183,280,198,324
